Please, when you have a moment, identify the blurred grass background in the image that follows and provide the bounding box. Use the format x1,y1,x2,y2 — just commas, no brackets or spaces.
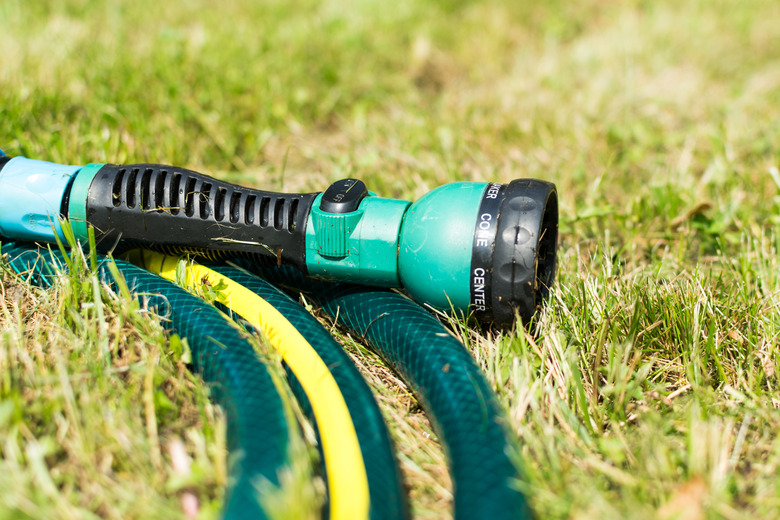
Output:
2,0,780,518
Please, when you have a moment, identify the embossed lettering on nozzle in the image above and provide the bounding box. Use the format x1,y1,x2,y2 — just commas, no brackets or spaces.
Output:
491,179,558,327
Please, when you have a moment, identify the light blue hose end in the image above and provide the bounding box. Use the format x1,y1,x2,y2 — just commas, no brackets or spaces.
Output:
0,157,82,242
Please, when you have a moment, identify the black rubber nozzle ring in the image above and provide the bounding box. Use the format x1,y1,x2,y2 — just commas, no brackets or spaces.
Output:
472,179,558,327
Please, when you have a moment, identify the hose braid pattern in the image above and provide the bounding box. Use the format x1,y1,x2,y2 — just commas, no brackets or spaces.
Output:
208,263,409,520
263,267,533,520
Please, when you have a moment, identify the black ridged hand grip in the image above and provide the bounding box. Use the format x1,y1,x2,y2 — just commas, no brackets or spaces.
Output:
83,164,318,268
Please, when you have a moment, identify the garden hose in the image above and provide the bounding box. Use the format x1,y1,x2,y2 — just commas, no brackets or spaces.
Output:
0,155,558,327
129,250,408,520
261,267,534,520
204,260,409,520
1,241,295,520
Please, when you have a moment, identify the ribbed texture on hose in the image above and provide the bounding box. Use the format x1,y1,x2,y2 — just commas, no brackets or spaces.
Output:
263,267,533,520
2,243,292,520
208,263,409,520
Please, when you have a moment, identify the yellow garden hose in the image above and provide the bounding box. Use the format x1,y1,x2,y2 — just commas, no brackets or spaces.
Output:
129,250,370,520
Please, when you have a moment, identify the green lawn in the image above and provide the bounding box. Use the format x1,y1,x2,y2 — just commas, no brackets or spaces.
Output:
2,0,780,518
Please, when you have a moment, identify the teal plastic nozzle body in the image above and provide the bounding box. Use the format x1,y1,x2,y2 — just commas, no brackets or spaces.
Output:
306,188,411,286
0,156,557,327
398,182,485,313
305,181,489,310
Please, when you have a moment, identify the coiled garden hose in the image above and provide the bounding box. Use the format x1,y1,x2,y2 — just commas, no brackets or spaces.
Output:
204,261,409,520
129,250,408,520
0,151,545,517
1,242,295,520
261,267,534,520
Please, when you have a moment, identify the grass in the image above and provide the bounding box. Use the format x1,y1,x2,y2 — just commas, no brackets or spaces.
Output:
2,0,780,517
0,252,227,519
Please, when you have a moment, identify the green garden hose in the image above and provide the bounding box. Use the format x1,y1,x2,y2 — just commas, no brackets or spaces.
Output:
129,250,408,520
204,261,409,520
261,267,534,520
1,242,295,520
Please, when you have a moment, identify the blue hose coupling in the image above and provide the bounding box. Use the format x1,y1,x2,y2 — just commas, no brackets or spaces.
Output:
0,157,82,242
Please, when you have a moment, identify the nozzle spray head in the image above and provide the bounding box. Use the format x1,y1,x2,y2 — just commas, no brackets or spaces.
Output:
396,180,558,327
307,178,558,328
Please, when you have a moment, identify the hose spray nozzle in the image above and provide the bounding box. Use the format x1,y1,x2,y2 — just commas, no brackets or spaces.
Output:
0,156,558,327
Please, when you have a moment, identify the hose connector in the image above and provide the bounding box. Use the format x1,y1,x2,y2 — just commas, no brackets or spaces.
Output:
0,157,82,242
